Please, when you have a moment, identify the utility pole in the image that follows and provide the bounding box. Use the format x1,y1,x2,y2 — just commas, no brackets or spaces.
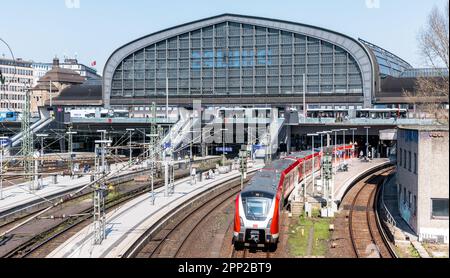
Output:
341,129,348,162
166,77,169,120
67,128,77,177
323,142,334,217
0,136,8,200
331,129,339,173
303,73,307,120
239,148,248,191
147,131,158,205
307,134,318,195
221,128,228,166
266,126,272,164
147,102,158,205
22,87,35,190
93,138,111,245
164,156,169,197
126,129,135,165
317,131,326,192
350,128,357,160
364,126,371,161
36,134,48,186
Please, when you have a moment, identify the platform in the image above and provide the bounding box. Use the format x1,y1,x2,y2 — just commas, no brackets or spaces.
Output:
333,158,391,202
0,156,220,217
48,163,264,258
0,162,128,215
290,158,391,209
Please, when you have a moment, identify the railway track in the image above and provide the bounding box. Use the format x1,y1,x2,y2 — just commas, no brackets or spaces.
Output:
132,179,244,258
1,157,126,187
346,167,397,258
231,247,272,259
2,159,220,258
16,180,170,258
1,179,163,258
125,173,261,258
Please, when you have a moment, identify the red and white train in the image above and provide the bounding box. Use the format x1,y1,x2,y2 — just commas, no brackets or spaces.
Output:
233,144,354,249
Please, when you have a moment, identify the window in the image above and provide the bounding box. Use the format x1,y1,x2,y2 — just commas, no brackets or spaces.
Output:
414,153,417,174
403,150,407,169
408,151,412,172
431,199,449,219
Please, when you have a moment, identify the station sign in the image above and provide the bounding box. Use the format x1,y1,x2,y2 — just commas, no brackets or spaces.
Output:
216,147,233,153
0,138,10,147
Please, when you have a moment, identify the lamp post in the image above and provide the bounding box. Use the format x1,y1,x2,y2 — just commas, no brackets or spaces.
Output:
364,127,371,161
307,133,318,195
340,129,348,162
350,128,357,159
97,130,107,141
0,136,8,200
126,129,135,165
36,134,49,166
146,133,159,205
317,131,327,193
331,129,340,173
97,130,108,172
66,130,77,176
303,73,307,119
220,128,228,166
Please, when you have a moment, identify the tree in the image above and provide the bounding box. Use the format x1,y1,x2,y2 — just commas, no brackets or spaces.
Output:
405,1,449,124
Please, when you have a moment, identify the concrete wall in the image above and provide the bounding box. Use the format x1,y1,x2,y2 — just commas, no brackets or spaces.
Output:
397,129,419,233
397,127,449,243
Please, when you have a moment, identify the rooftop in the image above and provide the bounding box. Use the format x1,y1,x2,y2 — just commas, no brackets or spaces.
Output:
52,82,103,106
33,58,85,89
399,125,449,132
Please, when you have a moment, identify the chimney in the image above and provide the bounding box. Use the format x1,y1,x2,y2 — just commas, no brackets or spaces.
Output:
53,57,60,68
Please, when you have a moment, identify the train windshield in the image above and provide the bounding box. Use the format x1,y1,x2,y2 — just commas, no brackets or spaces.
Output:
242,192,273,221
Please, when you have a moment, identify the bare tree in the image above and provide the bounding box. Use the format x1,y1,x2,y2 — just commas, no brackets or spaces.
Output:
405,1,449,124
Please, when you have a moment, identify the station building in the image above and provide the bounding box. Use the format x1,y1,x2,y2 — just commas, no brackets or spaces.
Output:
4,14,447,158
102,14,430,112
397,126,449,243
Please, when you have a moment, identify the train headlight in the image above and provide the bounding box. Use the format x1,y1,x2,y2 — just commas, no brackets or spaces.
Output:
240,217,244,228
267,218,273,229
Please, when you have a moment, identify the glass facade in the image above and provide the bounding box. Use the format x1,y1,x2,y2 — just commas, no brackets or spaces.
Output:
110,21,364,98
359,39,412,77
399,68,449,78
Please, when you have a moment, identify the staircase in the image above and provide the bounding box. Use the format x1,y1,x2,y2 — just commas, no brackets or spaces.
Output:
255,117,285,159
162,109,204,153
4,109,54,156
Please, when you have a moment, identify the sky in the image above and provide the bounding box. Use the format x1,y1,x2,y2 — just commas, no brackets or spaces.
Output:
0,0,447,73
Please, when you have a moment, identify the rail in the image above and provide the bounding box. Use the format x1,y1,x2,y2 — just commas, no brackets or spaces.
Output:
123,167,261,258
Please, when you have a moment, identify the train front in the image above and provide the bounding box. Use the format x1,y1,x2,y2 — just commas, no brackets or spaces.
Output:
233,189,279,248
